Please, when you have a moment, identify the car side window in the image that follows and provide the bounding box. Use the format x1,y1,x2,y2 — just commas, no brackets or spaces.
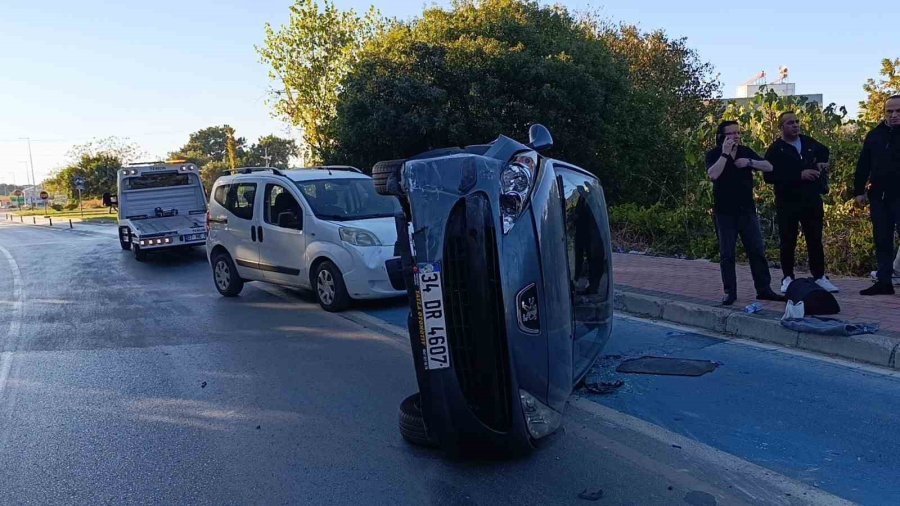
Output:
264,183,302,230
228,183,257,221
213,184,229,207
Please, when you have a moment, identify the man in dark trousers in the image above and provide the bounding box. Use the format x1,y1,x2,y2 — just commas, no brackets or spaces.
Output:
764,112,839,294
706,120,785,305
855,95,900,295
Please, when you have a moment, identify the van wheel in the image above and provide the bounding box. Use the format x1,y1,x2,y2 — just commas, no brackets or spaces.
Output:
399,393,438,448
119,232,131,250
132,243,147,262
314,261,350,312
212,252,243,297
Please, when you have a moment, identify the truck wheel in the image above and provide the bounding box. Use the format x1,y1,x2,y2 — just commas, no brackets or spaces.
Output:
119,230,131,250
313,261,350,312
132,243,147,262
399,393,438,448
212,251,243,297
372,159,405,196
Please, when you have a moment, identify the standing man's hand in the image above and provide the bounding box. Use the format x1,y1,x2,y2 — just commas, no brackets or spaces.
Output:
721,138,736,158
801,169,821,181
734,158,751,168
816,162,829,172
854,194,868,206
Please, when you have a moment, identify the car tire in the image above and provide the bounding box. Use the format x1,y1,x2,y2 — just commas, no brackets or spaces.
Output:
399,393,438,448
372,159,405,196
119,237,131,250
132,243,147,262
212,251,243,297
314,260,350,312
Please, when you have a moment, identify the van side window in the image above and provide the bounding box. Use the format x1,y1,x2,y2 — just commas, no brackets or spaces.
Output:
213,184,230,207
228,183,257,221
264,184,302,229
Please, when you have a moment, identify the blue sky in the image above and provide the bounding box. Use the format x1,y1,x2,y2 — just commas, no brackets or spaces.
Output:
0,0,894,184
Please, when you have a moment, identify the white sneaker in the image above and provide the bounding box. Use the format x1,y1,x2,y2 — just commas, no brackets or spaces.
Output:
869,270,900,286
780,276,794,294
815,276,839,293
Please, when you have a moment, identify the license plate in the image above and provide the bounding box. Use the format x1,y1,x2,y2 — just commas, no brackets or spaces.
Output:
417,263,450,370
184,233,206,241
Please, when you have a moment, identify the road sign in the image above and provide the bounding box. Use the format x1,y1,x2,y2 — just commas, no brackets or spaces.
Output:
74,177,85,191
39,190,49,200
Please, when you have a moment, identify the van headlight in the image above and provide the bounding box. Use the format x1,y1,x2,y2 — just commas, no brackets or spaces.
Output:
519,389,562,439
499,151,538,234
339,227,382,247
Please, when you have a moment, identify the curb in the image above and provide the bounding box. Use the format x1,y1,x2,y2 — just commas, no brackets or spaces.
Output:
614,288,900,370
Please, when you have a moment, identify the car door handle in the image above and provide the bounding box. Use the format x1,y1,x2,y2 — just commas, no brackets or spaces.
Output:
251,226,257,242
257,226,264,243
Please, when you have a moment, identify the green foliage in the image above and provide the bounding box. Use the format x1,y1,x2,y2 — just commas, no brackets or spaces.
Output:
44,153,122,199
169,125,246,166
257,0,384,162
51,203,64,212
859,57,900,123
200,161,231,195
243,135,300,168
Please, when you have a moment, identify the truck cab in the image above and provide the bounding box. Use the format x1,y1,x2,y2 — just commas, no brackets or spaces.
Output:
116,161,208,261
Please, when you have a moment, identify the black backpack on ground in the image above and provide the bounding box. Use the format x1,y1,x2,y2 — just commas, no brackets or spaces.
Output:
786,278,840,315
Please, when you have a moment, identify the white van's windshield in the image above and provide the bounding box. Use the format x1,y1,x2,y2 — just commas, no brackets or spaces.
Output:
292,177,401,221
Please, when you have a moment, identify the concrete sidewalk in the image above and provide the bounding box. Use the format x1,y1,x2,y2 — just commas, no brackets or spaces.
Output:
613,252,900,370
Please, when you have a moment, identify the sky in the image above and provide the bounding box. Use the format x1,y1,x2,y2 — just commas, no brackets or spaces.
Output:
0,0,895,185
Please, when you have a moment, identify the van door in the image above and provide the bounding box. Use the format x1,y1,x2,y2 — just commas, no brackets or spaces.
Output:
225,182,263,281
257,180,307,287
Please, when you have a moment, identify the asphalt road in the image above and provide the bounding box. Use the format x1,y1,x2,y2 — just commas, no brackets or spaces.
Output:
0,220,883,505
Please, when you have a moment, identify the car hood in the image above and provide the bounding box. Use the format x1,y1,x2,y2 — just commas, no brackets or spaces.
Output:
326,217,398,245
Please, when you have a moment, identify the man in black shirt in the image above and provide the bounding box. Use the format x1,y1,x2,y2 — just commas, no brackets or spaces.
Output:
855,95,900,296
764,112,839,294
706,120,784,305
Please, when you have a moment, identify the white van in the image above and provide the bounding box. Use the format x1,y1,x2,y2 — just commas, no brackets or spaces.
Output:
205,167,405,311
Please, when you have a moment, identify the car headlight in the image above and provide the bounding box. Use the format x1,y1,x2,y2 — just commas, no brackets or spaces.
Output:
500,151,538,234
339,227,382,247
519,389,562,439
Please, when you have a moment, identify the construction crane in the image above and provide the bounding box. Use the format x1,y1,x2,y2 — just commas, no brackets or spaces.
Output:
742,70,766,86
770,66,790,84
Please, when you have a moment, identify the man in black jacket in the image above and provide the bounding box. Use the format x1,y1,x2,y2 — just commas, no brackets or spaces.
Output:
706,120,784,305
855,95,900,296
765,112,839,294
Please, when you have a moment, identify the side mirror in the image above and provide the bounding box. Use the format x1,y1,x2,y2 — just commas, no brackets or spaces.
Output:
528,124,553,152
278,210,302,230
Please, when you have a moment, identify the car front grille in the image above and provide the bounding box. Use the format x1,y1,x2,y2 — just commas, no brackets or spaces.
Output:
442,194,511,432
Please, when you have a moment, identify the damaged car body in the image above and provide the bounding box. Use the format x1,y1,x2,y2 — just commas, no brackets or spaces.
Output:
377,125,613,455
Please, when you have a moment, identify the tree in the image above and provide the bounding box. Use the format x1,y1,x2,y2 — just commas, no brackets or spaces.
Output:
200,161,231,194
859,57,900,124
225,126,239,171
244,135,300,168
169,125,246,166
257,0,383,163
67,136,146,165
45,153,122,199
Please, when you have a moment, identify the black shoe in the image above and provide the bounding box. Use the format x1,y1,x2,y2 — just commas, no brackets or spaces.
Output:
721,293,737,306
756,289,786,302
860,283,895,296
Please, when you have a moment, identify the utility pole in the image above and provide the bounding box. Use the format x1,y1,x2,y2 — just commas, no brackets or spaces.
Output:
263,146,272,167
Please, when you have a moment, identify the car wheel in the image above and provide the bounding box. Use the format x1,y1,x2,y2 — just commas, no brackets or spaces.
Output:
212,251,243,297
399,393,438,448
132,243,147,262
372,159,405,196
314,261,350,312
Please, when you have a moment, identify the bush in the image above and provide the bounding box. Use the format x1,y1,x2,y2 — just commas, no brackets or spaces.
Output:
64,202,78,211
51,203,64,212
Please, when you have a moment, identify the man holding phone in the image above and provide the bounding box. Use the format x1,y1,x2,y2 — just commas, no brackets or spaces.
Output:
764,112,838,294
706,120,784,305
855,95,900,295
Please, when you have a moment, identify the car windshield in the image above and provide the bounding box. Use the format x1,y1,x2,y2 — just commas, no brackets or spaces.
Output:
292,177,401,221
123,172,195,190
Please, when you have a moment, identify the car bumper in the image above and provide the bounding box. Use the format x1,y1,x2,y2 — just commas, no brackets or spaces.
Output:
340,245,405,299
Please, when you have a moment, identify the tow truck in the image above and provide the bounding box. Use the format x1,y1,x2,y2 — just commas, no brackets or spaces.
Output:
116,161,208,261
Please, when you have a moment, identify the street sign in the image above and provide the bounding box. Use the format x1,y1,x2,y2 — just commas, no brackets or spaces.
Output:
39,191,49,200
74,177,85,191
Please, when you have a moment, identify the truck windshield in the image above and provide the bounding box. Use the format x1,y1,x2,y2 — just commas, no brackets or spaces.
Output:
292,177,401,221
123,173,194,190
